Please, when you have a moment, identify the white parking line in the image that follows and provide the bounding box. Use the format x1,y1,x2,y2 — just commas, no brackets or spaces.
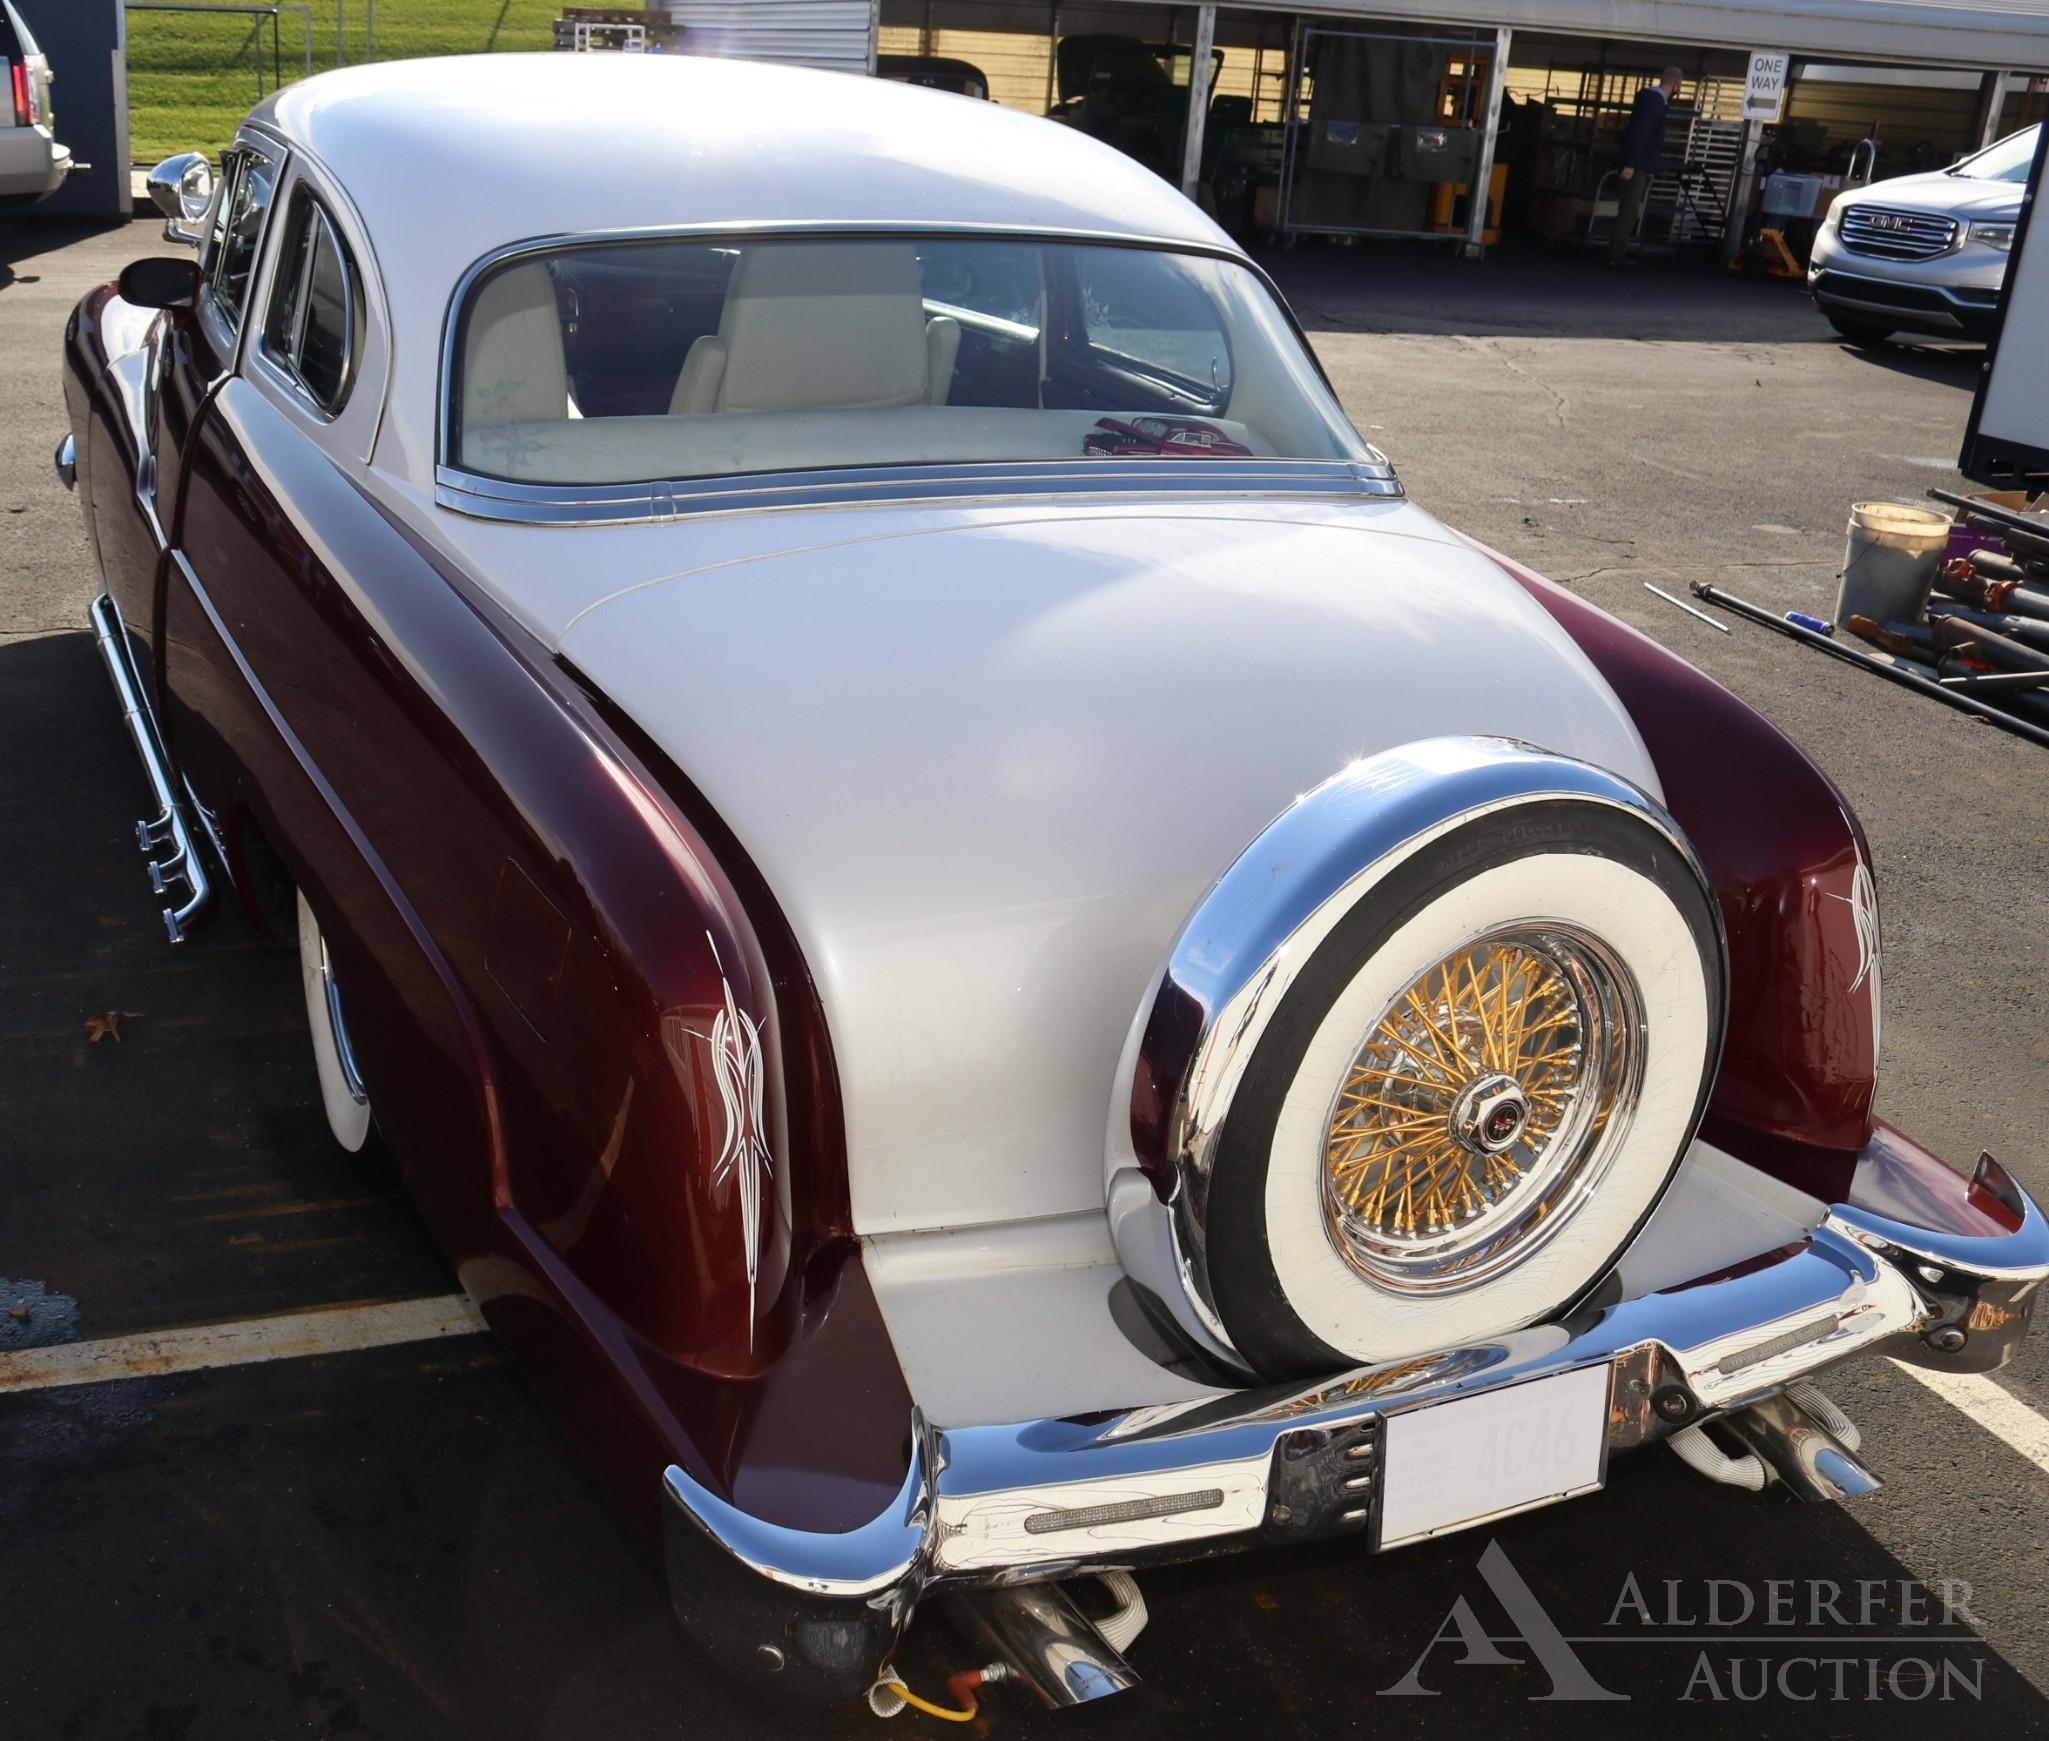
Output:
1893,1360,2049,1476
0,1295,488,1394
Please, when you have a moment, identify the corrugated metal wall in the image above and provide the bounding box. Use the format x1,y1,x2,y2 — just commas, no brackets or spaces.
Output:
661,0,877,74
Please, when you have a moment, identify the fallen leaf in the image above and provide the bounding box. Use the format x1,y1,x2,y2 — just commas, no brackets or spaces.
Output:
85,1011,124,1044
7,1306,27,1322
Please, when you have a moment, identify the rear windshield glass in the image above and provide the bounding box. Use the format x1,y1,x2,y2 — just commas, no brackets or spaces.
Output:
448,235,1372,484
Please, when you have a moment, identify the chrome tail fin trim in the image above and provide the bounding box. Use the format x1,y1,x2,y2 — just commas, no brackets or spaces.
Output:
89,594,211,943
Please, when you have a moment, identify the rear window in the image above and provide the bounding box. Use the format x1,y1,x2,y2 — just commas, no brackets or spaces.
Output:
447,234,1371,486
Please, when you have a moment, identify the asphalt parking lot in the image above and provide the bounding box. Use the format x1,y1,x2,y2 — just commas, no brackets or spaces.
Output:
4,217,2047,1740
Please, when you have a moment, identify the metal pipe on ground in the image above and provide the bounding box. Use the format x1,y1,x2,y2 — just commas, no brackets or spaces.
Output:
1950,548,2049,598
1930,488,2049,564
1938,667,2049,694
1937,656,2049,726
1957,549,2049,606
1927,599,2049,654
1932,616,2049,674
1689,583,2049,750
1846,615,1937,665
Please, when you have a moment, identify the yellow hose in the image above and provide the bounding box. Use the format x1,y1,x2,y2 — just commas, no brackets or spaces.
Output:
869,1671,978,1723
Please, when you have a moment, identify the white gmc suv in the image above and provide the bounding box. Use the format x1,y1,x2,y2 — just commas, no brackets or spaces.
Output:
1809,125,2037,345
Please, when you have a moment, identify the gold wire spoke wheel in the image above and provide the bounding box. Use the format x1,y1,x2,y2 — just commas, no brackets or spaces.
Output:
1319,924,1644,1295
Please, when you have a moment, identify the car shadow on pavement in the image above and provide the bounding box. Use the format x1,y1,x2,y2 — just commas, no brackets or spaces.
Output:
0,216,126,291
1829,339,1987,388
1264,240,1833,345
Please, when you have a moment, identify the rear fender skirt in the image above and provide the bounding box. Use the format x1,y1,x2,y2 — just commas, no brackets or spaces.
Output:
1476,541,1877,1199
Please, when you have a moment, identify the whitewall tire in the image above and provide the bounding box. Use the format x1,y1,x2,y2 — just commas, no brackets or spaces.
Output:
1204,803,1723,1377
297,891,376,1154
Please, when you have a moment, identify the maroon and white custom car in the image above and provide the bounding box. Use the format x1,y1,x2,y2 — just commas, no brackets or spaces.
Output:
57,53,2048,1714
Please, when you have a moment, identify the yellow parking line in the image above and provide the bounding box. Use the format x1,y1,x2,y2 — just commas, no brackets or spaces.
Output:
0,1295,488,1394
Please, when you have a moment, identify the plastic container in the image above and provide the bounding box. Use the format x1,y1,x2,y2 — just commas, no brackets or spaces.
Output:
1835,501,1951,628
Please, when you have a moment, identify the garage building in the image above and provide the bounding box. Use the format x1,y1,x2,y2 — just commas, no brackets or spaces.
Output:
647,0,2049,259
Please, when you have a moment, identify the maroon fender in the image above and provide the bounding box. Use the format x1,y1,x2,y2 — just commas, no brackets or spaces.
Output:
138,371,909,1531
1475,542,1878,1200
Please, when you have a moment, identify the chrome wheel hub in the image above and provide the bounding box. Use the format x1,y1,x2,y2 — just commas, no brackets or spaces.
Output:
1451,1072,1531,1155
1320,924,1645,1295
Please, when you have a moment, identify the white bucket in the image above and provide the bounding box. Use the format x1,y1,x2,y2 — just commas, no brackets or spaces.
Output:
1834,501,1950,628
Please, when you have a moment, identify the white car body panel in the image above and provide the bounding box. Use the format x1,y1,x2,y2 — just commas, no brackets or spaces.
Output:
553,499,1659,1236
867,1139,1825,1427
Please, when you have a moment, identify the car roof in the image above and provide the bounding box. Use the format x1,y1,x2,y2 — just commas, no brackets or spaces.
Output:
247,54,1242,510
255,53,1233,259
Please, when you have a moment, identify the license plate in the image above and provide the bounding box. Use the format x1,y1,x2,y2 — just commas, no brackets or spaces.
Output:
1376,1364,1611,1549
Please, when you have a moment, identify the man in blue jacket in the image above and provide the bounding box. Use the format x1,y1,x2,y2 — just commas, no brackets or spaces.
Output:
1608,67,1683,266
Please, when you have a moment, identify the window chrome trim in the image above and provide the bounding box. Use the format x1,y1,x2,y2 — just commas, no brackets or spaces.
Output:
434,456,1402,526
255,191,360,421
204,136,283,351
436,221,1381,523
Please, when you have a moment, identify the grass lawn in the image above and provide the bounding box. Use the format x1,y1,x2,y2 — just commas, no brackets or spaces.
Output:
127,0,566,162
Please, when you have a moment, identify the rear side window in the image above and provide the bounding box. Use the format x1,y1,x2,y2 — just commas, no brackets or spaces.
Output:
211,147,277,331
265,189,361,413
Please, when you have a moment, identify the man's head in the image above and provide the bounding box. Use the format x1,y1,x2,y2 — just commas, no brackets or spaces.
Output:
1661,66,1684,95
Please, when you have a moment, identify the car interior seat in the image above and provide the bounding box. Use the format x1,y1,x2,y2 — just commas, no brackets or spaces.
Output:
460,260,571,433
670,242,959,415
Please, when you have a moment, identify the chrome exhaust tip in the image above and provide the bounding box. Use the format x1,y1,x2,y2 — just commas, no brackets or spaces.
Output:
1723,1387,1881,1503
944,1580,1139,1708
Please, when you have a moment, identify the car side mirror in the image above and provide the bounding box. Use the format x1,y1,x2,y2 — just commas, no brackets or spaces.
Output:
146,151,214,247
119,256,203,311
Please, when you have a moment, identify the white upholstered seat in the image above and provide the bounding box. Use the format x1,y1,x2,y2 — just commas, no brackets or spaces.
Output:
461,260,570,430
671,242,958,415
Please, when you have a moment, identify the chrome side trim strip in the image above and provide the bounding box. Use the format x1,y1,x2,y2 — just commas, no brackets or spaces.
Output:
434,457,1403,527
89,593,212,943
1112,735,1717,1361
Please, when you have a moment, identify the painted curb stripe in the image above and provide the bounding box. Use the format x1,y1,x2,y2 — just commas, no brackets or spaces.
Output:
0,1295,488,1395
1893,1359,2049,1476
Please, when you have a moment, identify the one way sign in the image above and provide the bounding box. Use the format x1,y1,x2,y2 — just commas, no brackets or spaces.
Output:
1743,50,1790,122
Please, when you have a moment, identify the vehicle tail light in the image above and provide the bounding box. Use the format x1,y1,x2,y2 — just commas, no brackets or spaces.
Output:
10,63,34,129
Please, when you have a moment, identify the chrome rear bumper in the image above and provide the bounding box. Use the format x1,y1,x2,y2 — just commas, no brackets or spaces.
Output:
663,1138,2047,1704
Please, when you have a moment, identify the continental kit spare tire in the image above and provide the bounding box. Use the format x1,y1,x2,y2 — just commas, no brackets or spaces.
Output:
1204,801,1725,1379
